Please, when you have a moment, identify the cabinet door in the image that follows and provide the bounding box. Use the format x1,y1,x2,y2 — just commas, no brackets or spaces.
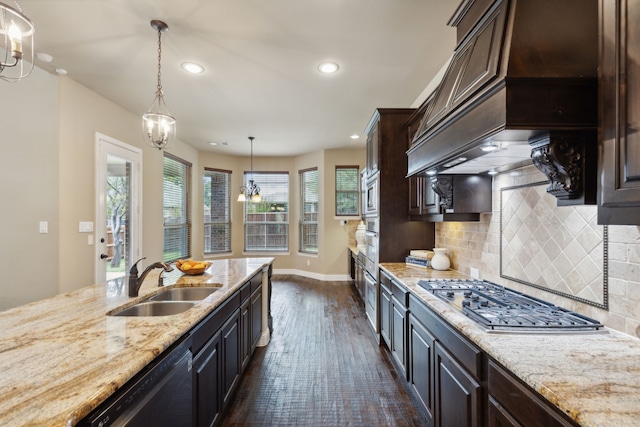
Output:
222,310,241,405
435,344,482,427
366,121,379,173
391,298,407,380
409,176,423,215
599,0,640,224
408,314,435,423
194,332,221,427
251,288,263,351
380,284,391,347
240,298,251,372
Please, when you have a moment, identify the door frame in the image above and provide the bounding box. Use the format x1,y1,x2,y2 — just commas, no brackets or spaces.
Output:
95,132,143,284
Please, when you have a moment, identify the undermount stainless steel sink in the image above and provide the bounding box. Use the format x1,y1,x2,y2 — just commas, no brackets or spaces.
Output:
111,301,196,317
149,287,218,302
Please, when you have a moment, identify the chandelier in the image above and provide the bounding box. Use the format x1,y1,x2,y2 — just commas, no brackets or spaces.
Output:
142,20,175,150
0,1,34,82
238,137,262,203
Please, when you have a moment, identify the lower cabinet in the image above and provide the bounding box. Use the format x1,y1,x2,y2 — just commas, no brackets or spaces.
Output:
193,330,222,427
487,359,578,427
408,312,435,422
434,343,482,427
380,270,409,380
192,269,266,427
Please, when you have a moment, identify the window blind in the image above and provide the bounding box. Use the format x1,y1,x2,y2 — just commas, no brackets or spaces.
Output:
299,168,318,254
204,168,231,254
335,166,360,216
163,153,192,261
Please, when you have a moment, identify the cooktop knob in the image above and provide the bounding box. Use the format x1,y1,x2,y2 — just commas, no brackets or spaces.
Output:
446,291,454,298
480,300,489,307
462,300,471,307
464,290,472,297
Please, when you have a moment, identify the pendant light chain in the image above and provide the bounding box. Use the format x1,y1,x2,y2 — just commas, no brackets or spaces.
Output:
156,27,163,94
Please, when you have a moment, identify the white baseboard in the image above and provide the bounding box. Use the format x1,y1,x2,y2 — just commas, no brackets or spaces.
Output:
272,269,351,282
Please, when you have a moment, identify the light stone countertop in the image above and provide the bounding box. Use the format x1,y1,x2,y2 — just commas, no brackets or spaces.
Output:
0,257,273,427
380,262,640,427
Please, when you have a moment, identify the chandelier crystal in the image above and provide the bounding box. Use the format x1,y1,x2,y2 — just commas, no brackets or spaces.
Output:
0,1,34,82
142,20,175,150
238,137,262,203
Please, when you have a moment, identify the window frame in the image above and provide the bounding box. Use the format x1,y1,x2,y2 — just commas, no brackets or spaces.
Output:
299,167,319,254
203,167,232,255
243,171,290,253
163,153,192,262
335,165,360,217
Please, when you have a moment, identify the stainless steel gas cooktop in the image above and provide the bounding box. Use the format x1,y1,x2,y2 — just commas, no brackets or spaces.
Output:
417,279,605,333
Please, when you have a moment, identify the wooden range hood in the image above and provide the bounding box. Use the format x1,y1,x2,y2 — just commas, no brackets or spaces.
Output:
407,0,598,205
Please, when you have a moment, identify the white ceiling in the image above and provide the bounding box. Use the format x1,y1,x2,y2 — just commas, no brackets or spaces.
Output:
21,0,458,157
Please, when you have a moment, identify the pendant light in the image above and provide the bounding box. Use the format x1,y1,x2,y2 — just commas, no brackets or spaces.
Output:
142,20,175,150
238,137,262,203
0,1,34,82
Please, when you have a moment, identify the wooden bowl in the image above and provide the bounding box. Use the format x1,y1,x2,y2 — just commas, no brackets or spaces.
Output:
176,261,211,276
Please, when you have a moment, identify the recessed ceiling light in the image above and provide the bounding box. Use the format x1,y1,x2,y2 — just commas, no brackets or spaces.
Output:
488,169,498,175
55,68,68,75
318,62,339,74
350,134,360,140
182,62,204,74
208,142,217,146
426,170,437,176
36,52,53,63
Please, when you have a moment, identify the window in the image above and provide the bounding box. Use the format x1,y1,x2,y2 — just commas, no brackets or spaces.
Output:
204,168,231,254
163,153,191,262
244,172,289,252
299,168,319,254
335,166,360,216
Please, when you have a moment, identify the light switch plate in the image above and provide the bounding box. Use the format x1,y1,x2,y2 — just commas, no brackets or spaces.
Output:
39,221,48,234
79,221,94,233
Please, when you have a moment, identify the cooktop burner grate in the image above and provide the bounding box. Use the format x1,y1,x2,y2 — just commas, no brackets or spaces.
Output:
417,279,604,333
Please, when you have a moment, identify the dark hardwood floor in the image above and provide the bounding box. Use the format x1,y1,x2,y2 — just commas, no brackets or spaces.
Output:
221,275,430,426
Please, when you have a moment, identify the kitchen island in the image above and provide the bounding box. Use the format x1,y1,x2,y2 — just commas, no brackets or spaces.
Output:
0,257,273,427
380,262,640,427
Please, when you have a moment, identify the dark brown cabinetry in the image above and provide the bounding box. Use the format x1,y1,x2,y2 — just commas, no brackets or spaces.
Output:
408,293,483,427
487,359,578,427
409,174,493,221
380,270,409,380
191,270,266,427
598,0,640,224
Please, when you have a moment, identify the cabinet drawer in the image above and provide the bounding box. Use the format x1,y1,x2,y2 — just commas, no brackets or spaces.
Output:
409,294,482,379
488,359,577,427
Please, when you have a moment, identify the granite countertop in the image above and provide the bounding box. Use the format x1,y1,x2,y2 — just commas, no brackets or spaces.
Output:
380,262,640,427
0,257,273,427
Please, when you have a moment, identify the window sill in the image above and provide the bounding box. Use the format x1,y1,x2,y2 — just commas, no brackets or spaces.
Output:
204,252,234,259
298,252,318,258
333,216,361,221
243,251,290,256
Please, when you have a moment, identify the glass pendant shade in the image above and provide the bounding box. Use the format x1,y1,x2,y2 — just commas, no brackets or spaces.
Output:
143,91,176,150
0,1,34,82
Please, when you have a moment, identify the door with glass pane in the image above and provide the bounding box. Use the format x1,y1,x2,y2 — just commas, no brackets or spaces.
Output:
95,133,142,284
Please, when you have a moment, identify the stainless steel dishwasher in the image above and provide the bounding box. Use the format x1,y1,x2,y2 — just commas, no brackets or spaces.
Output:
83,337,193,427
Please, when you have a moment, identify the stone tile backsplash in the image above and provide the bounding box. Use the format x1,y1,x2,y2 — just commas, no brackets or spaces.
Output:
436,165,640,338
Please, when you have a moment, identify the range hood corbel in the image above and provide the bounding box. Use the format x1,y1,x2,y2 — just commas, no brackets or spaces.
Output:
529,131,597,205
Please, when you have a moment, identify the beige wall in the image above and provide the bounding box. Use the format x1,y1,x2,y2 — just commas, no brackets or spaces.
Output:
435,165,640,338
0,66,59,309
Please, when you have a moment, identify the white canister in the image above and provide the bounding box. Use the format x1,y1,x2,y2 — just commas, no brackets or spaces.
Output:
355,221,366,249
431,248,450,271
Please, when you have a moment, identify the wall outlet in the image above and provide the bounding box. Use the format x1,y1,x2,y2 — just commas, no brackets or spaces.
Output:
470,267,480,279
306,260,311,266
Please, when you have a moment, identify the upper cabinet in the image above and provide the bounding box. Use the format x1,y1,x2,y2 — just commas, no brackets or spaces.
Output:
598,0,640,224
